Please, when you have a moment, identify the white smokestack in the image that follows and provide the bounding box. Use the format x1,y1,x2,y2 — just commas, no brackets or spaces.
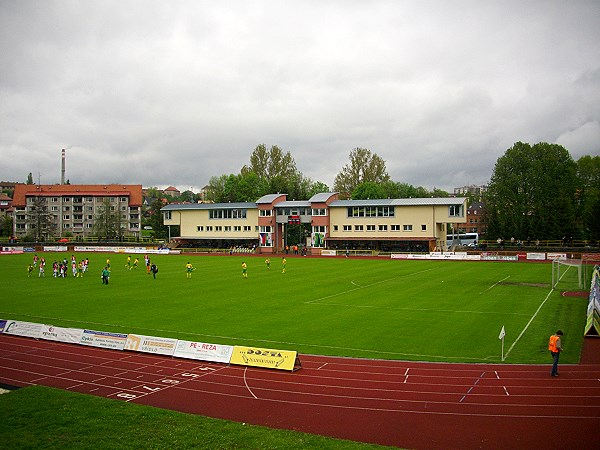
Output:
61,148,65,184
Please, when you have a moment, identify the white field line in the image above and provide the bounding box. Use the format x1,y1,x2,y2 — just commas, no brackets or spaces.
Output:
304,267,441,304
479,275,510,294
504,266,572,360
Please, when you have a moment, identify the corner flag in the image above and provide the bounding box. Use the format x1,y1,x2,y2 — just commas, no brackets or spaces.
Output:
499,326,506,340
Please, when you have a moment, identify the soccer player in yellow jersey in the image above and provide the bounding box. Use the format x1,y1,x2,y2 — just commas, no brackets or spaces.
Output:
186,262,194,278
282,257,287,273
242,262,248,278
265,258,270,269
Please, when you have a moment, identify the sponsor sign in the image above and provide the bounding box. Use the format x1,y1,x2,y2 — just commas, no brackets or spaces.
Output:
43,246,68,252
39,325,83,344
1,247,24,254
79,329,127,350
321,250,336,256
547,253,567,261
230,345,297,371
124,334,177,356
0,319,6,333
526,252,546,261
173,340,234,364
3,320,43,338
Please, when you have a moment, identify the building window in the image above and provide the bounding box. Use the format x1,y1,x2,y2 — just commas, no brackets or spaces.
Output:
197,226,204,232
259,209,273,217
63,197,71,202
260,226,272,233
366,224,375,231
224,226,231,232
243,226,251,231
63,215,70,220
449,205,463,217
206,226,213,231
313,225,326,233
312,208,326,216
215,226,222,231
379,224,388,231
51,206,58,211
421,224,427,231
333,225,339,231
403,224,413,231
354,225,363,231
164,211,171,220
234,226,241,232
343,225,351,231
210,209,248,219
391,225,400,231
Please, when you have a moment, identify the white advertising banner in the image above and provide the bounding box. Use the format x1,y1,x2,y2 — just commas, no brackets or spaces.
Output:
124,334,177,356
173,340,234,364
79,329,127,350
526,252,546,261
39,325,84,344
320,250,336,256
547,252,567,261
3,320,43,338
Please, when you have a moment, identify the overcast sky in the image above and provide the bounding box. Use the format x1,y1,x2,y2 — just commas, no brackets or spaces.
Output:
1,1,599,194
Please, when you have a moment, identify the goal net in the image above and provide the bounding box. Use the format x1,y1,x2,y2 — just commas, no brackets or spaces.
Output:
551,258,583,290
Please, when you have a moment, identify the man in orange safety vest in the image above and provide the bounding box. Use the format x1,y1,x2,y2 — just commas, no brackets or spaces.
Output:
548,330,563,377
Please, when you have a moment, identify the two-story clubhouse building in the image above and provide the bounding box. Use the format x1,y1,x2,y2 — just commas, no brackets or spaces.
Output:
162,193,467,254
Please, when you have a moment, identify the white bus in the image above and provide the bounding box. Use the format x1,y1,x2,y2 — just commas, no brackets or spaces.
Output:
446,233,478,248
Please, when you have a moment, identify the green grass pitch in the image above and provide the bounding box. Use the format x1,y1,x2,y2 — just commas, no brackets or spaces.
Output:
1,252,588,364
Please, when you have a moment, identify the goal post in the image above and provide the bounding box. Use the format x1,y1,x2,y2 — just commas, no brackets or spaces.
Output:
552,258,583,290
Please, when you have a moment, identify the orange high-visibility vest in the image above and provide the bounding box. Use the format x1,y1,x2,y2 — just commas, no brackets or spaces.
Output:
548,335,560,352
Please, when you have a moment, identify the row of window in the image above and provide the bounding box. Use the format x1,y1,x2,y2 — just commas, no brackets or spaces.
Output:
16,223,140,230
333,224,428,232
197,225,257,232
28,196,131,203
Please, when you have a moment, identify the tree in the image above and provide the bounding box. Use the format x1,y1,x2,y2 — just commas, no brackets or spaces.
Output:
333,148,390,196
352,182,386,200
26,196,56,241
576,155,600,240
26,173,34,184
145,198,174,239
486,142,578,241
92,198,122,239
0,215,12,237
243,144,298,181
307,181,330,198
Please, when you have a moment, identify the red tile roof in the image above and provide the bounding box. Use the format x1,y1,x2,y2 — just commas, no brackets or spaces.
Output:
12,184,143,207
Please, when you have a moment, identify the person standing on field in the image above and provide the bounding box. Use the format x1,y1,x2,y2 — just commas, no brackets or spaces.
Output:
548,330,563,377
150,263,158,279
242,261,248,278
101,266,110,285
186,262,194,278
281,257,287,273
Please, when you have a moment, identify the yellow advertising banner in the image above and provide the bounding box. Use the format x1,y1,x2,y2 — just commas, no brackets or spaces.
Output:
230,346,298,371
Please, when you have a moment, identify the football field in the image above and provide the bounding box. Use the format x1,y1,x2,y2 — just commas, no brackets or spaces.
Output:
0,252,588,364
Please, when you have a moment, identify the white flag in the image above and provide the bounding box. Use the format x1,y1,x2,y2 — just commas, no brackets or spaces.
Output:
498,326,506,340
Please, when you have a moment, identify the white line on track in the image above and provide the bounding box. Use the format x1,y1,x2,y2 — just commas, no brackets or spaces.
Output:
243,367,258,399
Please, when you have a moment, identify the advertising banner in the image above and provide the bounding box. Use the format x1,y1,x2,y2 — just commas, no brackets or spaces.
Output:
39,325,83,344
3,320,43,339
526,252,546,261
230,345,298,371
79,329,127,350
0,319,6,333
124,334,178,356
173,340,234,364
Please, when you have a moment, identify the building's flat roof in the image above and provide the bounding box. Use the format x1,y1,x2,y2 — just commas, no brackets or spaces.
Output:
329,197,467,207
162,202,256,211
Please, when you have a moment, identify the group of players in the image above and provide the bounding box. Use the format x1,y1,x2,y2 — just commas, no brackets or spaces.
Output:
241,257,287,278
27,254,89,278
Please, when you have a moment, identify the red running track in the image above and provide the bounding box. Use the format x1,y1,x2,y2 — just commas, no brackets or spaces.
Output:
1,333,599,450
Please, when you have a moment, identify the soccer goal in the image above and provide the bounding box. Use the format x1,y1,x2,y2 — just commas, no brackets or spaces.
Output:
551,258,583,290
